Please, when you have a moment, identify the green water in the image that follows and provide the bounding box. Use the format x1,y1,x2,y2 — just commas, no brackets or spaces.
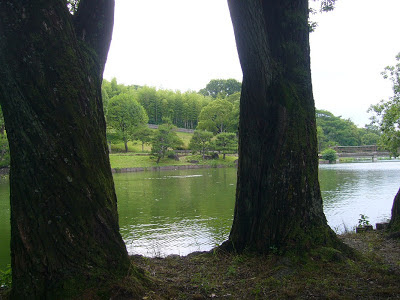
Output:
116,168,236,257
1,161,400,269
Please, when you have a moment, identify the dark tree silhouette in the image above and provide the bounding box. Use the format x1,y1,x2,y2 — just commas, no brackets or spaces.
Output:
389,188,400,232
0,0,132,297
225,0,343,253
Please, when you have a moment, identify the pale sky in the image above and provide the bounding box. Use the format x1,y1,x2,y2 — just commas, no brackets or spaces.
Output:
104,0,400,127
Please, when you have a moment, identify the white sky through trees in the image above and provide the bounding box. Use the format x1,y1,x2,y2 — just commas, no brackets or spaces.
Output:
104,0,400,127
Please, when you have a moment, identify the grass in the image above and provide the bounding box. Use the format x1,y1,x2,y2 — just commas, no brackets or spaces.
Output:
1,225,399,299
132,231,400,299
109,153,237,169
110,141,151,153
175,131,193,148
109,130,194,154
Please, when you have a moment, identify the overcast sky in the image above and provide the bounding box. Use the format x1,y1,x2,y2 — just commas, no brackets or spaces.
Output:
104,0,400,127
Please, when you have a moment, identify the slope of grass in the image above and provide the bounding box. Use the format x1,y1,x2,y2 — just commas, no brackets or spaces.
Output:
109,153,237,169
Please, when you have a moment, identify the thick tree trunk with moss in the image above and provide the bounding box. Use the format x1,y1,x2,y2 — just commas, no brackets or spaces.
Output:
226,0,340,253
389,188,400,231
0,0,131,297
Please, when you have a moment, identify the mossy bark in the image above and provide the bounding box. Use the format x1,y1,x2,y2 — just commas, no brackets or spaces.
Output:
226,0,342,253
0,1,132,297
389,188,400,232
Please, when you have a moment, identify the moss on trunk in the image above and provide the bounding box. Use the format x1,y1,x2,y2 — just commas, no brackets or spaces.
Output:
226,0,344,254
0,1,137,297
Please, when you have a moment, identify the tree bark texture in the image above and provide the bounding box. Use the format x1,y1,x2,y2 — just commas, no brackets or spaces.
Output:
227,0,339,253
0,0,131,297
389,188,400,231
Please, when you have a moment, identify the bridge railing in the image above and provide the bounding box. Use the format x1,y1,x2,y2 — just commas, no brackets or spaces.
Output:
331,145,378,153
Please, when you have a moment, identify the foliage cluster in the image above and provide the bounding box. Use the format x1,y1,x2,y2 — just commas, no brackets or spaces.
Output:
369,52,400,157
358,214,370,227
107,93,148,152
316,109,380,151
103,78,382,157
0,265,11,289
321,148,338,163
150,122,183,163
198,78,241,98
0,108,9,168
102,78,240,159
103,78,240,132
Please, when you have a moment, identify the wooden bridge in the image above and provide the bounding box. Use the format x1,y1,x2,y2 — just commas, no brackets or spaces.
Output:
330,145,390,161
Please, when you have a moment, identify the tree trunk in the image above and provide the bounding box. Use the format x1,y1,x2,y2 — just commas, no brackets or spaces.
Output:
124,139,129,152
226,0,341,253
0,1,133,297
389,188,400,231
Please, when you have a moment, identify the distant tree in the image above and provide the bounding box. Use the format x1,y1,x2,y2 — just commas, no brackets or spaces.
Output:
189,130,214,159
102,77,128,99
133,125,153,152
0,106,9,166
151,122,183,163
316,109,361,146
197,99,234,134
199,79,242,98
321,148,338,163
107,93,149,152
360,131,380,146
101,86,110,118
0,105,5,136
226,91,241,104
316,125,326,151
369,53,400,157
215,132,237,159
137,86,161,124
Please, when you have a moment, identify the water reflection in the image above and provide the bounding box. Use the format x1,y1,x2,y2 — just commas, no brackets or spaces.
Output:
115,168,236,257
320,161,400,232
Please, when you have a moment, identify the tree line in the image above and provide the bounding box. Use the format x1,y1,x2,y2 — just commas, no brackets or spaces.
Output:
102,78,241,154
102,78,240,130
316,109,380,151
0,76,385,168
102,77,382,154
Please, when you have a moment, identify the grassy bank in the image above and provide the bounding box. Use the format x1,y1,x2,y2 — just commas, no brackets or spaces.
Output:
109,131,193,153
132,231,400,299
109,153,237,170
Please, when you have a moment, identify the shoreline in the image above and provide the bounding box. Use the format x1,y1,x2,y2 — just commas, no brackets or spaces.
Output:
111,163,234,173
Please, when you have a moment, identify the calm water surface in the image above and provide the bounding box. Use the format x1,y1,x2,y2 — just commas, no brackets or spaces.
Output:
0,161,399,269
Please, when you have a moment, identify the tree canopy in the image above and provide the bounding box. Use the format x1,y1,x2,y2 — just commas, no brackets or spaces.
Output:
316,109,379,151
151,121,183,163
369,52,400,157
199,79,242,99
107,93,148,152
197,99,235,134
189,130,214,159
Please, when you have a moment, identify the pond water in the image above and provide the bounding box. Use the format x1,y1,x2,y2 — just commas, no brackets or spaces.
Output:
0,161,399,269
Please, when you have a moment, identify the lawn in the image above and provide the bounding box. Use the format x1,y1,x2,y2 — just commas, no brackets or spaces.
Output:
109,153,237,169
109,129,194,154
